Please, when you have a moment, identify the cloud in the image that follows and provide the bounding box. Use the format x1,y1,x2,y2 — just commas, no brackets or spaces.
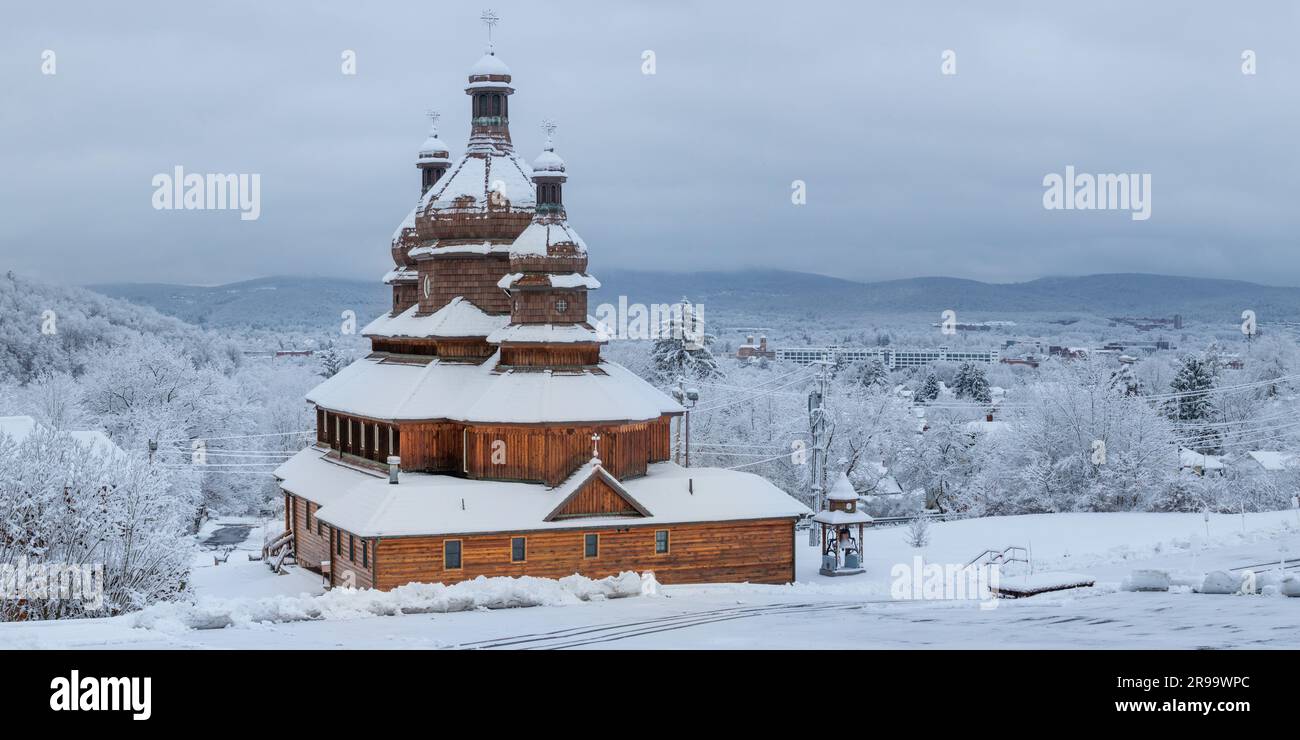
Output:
3,0,1298,286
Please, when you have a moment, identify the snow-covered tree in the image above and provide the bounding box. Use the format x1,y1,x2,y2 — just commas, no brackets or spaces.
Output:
0,429,196,621
1167,353,1219,452
848,358,889,389
956,359,1183,515
650,299,724,384
915,369,941,403
951,362,991,403
317,340,348,379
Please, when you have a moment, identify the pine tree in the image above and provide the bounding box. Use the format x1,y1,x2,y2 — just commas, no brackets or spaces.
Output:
916,369,941,403
1167,353,1219,452
318,341,348,379
849,359,889,389
650,299,724,384
952,362,991,403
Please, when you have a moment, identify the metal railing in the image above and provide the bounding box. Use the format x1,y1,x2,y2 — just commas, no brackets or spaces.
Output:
965,545,1031,574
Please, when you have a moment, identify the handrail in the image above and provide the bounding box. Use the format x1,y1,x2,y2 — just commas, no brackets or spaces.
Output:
965,545,1030,571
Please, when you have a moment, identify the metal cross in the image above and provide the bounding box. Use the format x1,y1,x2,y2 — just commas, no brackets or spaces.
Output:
481,9,499,43
591,432,601,459
426,109,440,127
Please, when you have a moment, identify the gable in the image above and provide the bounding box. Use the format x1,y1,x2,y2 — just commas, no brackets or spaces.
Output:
546,472,650,521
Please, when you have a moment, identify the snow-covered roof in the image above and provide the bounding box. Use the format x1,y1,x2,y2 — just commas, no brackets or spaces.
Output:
276,452,809,538
390,205,417,244
487,323,608,344
419,151,535,212
1179,448,1225,470
497,272,600,290
510,221,586,257
274,446,385,507
827,472,857,502
0,415,123,460
382,267,418,284
307,353,683,424
469,51,511,79
0,415,38,441
1247,450,1297,472
362,298,508,339
964,420,1011,436
409,241,512,258
812,509,874,525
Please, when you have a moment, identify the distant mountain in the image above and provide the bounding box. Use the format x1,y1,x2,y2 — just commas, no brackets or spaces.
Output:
88,270,1300,328
593,270,1300,321
88,276,389,331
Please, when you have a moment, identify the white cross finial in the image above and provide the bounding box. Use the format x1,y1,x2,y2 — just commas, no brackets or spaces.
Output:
541,119,557,148
425,109,440,134
481,9,499,46
591,432,601,459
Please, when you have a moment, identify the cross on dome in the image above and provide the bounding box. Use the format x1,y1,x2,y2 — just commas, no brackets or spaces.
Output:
591,432,601,461
541,119,557,149
481,9,499,49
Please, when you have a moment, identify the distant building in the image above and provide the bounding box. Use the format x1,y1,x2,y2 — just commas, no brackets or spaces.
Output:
0,416,124,460
735,335,775,361
773,345,998,368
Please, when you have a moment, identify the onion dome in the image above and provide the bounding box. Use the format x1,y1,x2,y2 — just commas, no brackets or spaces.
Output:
469,48,511,80
415,46,534,245
532,137,565,176
417,113,451,167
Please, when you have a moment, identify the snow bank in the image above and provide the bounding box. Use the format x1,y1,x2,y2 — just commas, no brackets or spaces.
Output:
132,572,643,632
1283,575,1300,597
1121,569,1171,592
1199,570,1244,594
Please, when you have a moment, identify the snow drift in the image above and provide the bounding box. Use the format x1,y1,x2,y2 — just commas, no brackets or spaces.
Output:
131,572,646,631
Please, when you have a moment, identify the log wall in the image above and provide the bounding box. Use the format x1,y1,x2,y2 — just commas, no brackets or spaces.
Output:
372,517,796,589
328,526,375,590
288,493,330,570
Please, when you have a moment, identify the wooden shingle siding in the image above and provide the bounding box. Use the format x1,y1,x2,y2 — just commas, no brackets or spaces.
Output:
373,518,796,590
511,289,588,324
416,255,512,315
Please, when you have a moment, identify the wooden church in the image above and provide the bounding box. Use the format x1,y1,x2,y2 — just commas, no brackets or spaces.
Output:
274,27,808,590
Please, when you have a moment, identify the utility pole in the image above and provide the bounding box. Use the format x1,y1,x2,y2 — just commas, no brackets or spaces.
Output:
807,360,832,546
671,378,699,467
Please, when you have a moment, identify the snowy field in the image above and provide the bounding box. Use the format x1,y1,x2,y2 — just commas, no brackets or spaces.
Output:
1,511,1297,649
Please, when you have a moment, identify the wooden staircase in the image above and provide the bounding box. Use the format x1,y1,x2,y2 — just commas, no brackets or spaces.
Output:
263,530,297,574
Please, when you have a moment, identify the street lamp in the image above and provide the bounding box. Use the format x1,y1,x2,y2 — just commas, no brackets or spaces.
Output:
672,378,700,467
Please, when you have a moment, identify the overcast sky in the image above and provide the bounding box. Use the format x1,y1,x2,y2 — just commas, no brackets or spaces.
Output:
3,1,1298,287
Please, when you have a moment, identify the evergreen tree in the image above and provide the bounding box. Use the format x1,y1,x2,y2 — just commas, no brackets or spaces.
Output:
1167,353,1219,452
318,340,348,379
952,362,991,403
650,299,724,384
849,358,889,389
916,369,941,403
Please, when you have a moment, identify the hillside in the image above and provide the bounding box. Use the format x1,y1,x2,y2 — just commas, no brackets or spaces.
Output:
87,270,1300,330
0,273,241,383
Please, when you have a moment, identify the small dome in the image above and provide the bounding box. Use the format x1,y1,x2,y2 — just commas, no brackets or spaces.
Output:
469,50,511,79
418,133,451,162
532,147,565,174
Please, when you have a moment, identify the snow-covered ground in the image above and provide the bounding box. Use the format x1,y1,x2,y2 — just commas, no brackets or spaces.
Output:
1,510,1297,649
